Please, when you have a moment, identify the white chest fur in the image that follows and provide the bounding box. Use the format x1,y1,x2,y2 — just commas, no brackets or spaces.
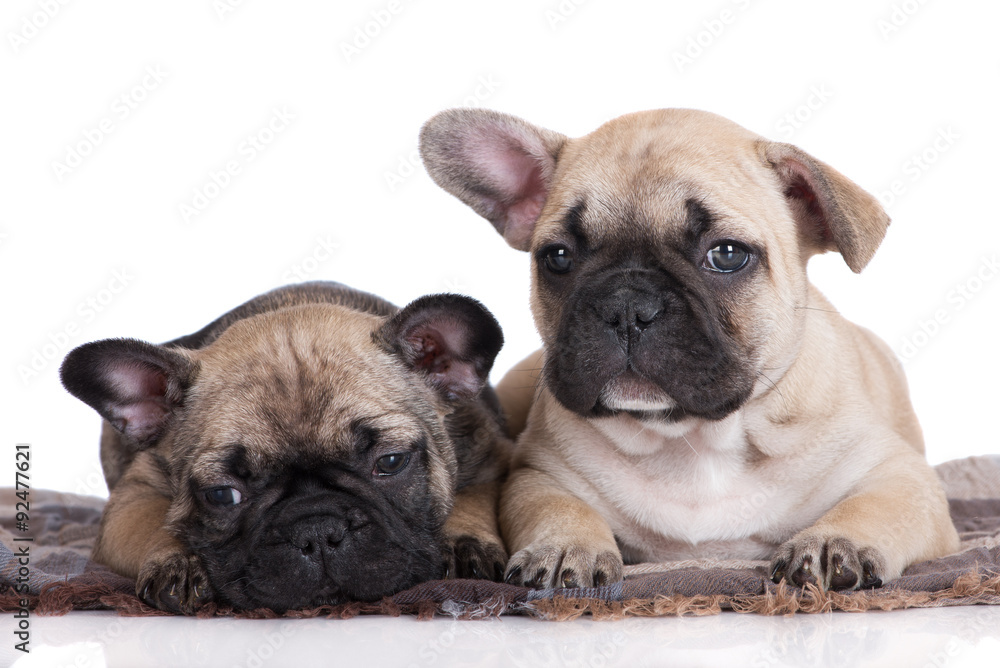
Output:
547,412,834,562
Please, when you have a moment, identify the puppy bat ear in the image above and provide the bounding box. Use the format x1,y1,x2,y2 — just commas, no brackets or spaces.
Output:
376,295,504,402
419,108,567,251
760,142,890,273
60,339,195,447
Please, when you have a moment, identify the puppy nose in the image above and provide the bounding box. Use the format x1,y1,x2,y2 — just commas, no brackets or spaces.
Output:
599,290,662,333
291,515,353,559
634,303,661,329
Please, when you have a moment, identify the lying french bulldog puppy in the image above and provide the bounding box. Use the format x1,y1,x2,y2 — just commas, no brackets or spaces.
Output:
419,108,959,591
60,281,512,613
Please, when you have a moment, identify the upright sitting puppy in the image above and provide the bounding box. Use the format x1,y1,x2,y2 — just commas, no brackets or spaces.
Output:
420,108,959,591
61,281,511,612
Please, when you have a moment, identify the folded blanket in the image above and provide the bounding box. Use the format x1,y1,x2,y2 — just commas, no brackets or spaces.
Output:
2,456,998,619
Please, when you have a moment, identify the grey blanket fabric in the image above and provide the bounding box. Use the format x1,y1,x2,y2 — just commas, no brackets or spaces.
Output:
2,456,998,618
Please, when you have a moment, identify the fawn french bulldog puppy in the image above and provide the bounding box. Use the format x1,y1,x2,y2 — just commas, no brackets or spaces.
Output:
61,281,512,612
420,108,959,591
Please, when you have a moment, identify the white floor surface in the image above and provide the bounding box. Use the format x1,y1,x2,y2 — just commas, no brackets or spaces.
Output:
4,605,1000,668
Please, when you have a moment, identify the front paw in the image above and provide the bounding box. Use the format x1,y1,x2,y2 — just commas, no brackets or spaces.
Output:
770,535,886,591
443,534,507,582
136,550,213,614
504,544,623,589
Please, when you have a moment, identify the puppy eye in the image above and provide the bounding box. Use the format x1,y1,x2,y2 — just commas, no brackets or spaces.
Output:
205,487,243,506
374,453,410,477
542,246,573,274
705,242,750,272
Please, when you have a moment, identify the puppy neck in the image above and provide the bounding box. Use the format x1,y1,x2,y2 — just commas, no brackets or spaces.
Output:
590,410,745,459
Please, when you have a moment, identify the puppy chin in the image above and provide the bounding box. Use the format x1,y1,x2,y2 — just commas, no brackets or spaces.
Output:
599,374,676,412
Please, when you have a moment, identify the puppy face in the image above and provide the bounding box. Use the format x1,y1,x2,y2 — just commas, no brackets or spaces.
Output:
529,112,807,421
167,306,455,610
421,108,888,424
62,294,503,611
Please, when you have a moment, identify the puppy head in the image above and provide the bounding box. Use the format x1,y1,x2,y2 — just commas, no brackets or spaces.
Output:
421,108,889,424
61,295,502,611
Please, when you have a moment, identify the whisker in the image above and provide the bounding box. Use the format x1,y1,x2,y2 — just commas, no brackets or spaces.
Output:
756,371,790,414
793,305,839,314
680,432,700,458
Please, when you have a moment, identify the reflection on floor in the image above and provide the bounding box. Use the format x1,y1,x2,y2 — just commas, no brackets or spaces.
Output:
7,605,1000,668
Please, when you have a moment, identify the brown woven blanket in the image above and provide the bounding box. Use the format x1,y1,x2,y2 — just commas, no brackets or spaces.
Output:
2,456,998,619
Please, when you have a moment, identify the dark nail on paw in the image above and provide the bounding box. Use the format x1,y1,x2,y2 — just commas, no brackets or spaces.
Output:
861,561,883,588
526,568,548,588
791,556,818,587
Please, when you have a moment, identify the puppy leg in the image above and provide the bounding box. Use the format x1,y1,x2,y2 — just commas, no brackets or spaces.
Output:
771,449,959,590
441,481,508,581
494,349,544,440
94,473,211,613
501,468,623,589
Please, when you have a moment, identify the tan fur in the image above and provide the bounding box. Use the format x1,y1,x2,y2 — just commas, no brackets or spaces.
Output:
92,452,176,579
421,108,959,591
494,349,544,439
160,306,461,533
78,286,511,612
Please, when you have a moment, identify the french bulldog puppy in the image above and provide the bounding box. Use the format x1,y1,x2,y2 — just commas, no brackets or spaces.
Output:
419,108,959,591
61,281,512,612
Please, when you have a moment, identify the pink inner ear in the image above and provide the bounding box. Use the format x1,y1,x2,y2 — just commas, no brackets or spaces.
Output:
405,320,481,399
110,401,170,440
107,360,167,399
777,158,834,246
104,360,172,440
502,172,547,249
467,129,552,249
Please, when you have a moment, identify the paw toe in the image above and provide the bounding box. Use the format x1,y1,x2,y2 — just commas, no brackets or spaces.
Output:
136,553,213,614
504,545,623,590
771,536,886,592
450,535,507,581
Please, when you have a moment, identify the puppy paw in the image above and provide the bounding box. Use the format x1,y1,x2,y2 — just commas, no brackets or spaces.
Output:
136,550,213,614
504,545,623,589
443,534,508,582
770,536,886,591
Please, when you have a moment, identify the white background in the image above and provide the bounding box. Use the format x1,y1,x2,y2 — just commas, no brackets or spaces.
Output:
2,0,997,498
